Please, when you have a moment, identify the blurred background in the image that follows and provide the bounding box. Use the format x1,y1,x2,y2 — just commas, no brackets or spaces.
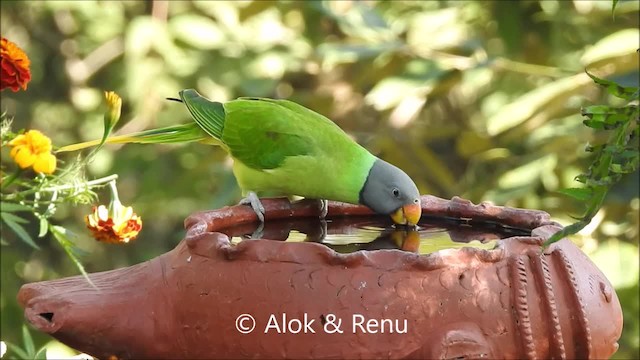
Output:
1,0,638,358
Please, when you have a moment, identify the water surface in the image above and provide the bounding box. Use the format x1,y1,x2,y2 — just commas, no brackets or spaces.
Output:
220,215,531,255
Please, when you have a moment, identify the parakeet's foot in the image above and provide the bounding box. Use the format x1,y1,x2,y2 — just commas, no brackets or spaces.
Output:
250,221,265,239
305,219,328,242
319,199,329,219
319,219,327,241
239,191,265,222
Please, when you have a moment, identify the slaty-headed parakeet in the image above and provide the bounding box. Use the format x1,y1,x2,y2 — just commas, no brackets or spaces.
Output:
60,90,422,225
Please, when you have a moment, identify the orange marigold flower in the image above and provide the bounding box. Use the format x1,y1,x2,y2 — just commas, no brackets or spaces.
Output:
85,202,142,244
8,130,57,174
1,37,31,92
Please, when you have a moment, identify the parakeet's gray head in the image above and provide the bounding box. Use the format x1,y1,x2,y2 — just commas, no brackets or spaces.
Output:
359,159,422,226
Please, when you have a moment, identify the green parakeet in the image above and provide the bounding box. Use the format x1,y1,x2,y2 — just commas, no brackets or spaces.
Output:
60,90,422,225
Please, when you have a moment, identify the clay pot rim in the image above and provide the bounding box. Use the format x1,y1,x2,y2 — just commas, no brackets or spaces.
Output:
182,195,563,270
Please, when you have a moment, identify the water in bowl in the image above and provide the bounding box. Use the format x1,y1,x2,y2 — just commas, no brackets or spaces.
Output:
219,215,531,255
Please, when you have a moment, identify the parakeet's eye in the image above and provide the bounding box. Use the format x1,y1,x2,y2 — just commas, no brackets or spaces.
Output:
392,188,400,198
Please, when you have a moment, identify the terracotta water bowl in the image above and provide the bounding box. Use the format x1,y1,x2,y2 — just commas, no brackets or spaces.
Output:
17,196,623,359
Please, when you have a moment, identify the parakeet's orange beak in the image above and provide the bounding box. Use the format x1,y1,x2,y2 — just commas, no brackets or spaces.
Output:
390,202,421,226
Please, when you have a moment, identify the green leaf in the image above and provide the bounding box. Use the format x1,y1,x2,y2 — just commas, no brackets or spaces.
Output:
38,217,49,238
0,202,32,212
581,29,640,68
319,41,403,69
22,324,36,358
1,213,39,249
582,105,638,116
585,70,640,101
169,14,226,50
486,74,592,135
49,225,97,289
34,346,48,360
544,220,590,246
574,174,588,183
612,0,619,16
582,105,638,131
584,143,604,153
610,161,638,174
557,187,593,202
1,211,28,224
498,154,557,189
5,341,30,360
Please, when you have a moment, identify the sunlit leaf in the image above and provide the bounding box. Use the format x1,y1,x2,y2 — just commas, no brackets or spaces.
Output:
169,14,226,50
318,41,403,70
407,7,469,52
322,1,395,42
557,187,593,201
498,155,557,189
486,74,592,135
581,28,639,69
365,76,425,111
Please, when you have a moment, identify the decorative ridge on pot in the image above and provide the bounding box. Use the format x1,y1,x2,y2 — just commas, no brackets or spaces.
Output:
17,195,622,359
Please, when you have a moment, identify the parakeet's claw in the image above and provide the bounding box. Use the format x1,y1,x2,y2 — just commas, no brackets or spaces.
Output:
239,191,265,223
319,199,329,219
319,219,327,241
250,221,265,239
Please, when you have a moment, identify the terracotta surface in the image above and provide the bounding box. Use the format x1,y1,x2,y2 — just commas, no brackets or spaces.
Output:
18,196,623,359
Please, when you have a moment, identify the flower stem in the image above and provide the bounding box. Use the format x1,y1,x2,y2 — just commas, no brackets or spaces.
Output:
3,174,119,199
46,174,120,193
108,179,120,203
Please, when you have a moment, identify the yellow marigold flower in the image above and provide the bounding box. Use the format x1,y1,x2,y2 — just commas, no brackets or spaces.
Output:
85,201,142,244
1,37,31,92
8,130,57,174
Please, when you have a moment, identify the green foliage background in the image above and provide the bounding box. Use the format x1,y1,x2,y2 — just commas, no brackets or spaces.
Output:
1,0,638,358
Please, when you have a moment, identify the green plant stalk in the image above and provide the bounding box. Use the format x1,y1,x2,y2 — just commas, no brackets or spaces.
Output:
544,116,635,246
545,188,607,245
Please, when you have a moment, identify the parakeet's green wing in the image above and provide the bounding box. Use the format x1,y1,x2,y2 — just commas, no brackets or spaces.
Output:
179,89,226,139
221,99,314,170
178,91,376,203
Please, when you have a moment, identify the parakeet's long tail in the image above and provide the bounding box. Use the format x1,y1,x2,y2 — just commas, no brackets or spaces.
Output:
57,123,210,152
179,89,225,140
